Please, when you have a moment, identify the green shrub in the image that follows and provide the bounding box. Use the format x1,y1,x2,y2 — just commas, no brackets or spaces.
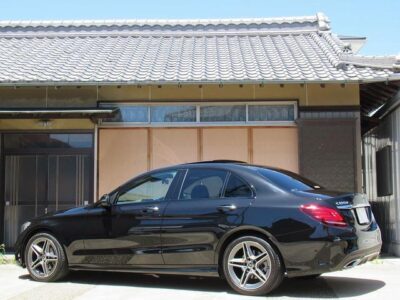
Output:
0,244,5,264
0,244,15,264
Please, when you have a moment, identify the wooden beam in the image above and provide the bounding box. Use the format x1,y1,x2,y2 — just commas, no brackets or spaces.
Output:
247,127,253,163
147,128,152,170
197,128,203,161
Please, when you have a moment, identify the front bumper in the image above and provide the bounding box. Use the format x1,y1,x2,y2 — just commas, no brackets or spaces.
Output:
15,251,24,267
14,230,28,268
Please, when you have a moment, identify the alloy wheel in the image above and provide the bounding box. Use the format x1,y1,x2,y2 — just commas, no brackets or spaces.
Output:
227,240,272,291
27,237,59,278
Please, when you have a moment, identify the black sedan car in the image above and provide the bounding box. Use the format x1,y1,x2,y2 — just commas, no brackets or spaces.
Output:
15,161,382,296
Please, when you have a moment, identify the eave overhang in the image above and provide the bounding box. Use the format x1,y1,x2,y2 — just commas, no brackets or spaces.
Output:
0,75,399,87
0,108,117,121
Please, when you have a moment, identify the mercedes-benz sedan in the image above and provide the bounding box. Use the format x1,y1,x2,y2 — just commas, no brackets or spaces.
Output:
15,161,382,296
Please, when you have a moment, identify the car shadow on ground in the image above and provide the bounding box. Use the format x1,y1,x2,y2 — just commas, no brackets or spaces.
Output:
19,271,385,298
272,276,385,298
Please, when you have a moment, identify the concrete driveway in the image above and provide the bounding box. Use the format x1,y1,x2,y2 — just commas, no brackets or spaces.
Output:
0,257,398,300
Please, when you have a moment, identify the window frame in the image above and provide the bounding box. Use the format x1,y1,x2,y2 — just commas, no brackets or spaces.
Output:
177,168,229,201
3,133,94,152
150,105,197,123
100,104,150,124
221,172,255,199
247,103,296,123
99,101,297,127
199,104,247,123
114,169,179,206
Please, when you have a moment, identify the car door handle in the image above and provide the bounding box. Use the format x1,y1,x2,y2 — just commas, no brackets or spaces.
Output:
141,206,160,214
217,204,237,212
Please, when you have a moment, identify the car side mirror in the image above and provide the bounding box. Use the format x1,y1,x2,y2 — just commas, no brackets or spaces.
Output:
99,194,112,208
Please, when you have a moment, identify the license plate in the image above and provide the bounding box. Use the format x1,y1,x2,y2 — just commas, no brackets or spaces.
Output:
356,207,370,224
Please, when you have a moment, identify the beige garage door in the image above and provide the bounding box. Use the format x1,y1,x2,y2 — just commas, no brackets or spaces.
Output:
98,129,148,196
98,127,298,197
152,128,199,169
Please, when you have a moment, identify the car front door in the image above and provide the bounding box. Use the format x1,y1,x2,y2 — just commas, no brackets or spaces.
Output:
161,168,254,265
83,169,178,266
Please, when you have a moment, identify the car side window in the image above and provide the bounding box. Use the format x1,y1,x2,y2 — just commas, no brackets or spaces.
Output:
117,170,177,205
224,173,253,198
180,169,228,200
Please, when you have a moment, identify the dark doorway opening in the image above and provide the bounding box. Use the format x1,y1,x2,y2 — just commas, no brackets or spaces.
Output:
1,133,94,249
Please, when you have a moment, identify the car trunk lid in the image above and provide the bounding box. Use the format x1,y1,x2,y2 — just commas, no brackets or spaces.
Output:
332,193,373,228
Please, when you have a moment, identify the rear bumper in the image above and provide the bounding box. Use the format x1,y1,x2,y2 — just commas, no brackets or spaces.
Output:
337,245,381,270
286,226,382,278
335,224,383,271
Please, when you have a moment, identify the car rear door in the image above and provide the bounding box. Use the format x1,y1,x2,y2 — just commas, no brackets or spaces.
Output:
161,167,254,265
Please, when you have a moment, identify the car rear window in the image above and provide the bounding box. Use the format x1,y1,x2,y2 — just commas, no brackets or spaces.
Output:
255,167,321,192
224,174,253,198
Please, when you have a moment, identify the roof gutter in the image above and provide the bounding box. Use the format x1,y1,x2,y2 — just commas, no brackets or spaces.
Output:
0,77,399,87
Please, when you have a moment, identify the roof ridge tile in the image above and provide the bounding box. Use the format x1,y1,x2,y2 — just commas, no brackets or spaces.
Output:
0,15,321,28
0,14,329,38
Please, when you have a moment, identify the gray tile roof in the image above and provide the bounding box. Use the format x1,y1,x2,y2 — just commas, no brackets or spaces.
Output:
0,13,398,85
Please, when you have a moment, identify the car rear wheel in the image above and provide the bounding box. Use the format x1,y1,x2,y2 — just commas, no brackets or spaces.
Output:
222,236,284,296
25,232,68,282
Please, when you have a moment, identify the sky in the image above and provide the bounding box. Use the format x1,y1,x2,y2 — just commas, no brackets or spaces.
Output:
0,0,398,56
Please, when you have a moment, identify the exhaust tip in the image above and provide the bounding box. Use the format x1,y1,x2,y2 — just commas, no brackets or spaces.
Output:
344,259,361,269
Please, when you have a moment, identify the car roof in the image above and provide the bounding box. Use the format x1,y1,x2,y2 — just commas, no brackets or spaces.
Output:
124,161,265,183
177,160,246,169
187,160,247,164
176,160,282,172
128,161,288,181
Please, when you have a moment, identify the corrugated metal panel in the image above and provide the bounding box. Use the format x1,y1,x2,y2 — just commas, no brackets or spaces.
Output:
363,105,400,256
299,119,358,192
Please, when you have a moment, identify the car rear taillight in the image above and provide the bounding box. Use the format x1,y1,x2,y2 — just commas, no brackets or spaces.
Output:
300,204,347,227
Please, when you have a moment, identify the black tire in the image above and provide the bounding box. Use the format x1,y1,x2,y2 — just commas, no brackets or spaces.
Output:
222,236,284,296
24,232,69,282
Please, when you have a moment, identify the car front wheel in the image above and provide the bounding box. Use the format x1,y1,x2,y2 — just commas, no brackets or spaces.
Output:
222,235,284,296
25,232,69,282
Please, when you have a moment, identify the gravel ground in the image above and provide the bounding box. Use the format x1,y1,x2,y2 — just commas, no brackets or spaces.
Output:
0,257,399,300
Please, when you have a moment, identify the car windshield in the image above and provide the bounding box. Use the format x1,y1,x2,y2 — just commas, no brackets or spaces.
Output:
254,167,321,192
